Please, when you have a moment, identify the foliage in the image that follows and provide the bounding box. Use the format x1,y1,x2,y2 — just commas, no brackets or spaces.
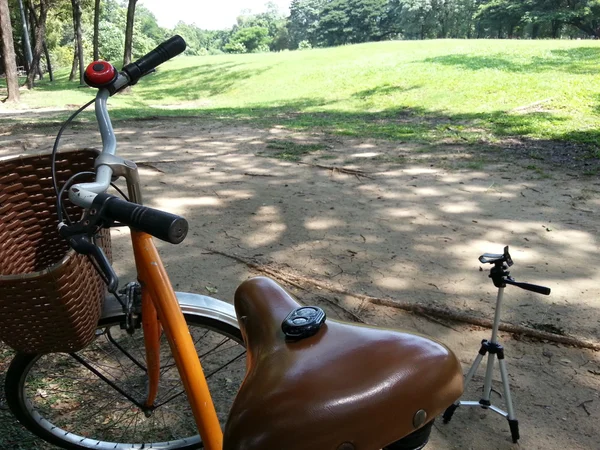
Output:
287,0,326,48
233,2,289,52
323,0,394,45
298,39,312,49
224,40,247,54
225,26,271,53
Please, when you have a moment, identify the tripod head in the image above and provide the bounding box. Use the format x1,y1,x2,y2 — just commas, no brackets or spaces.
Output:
479,246,513,267
479,246,551,296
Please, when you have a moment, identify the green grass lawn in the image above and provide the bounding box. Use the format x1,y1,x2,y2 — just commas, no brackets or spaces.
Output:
4,39,600,150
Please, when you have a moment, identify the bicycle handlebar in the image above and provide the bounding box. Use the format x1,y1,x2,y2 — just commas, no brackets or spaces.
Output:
122,35,186,85
68,36,187,210
93,193,188,244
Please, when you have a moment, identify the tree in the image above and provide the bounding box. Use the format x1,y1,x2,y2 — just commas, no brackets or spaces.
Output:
534,0,600,38
287,0,327,48
225,26,271,53
233,2,289,51
123,0,138,66
69,0,84,84
17,0,33,72
476,0,528,37
27,0,53,81
93,0,100,60
0,0,20,101
317,0,392,46
25,0,50,88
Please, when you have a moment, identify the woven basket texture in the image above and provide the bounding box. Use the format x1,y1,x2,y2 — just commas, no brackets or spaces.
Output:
0,149,111,354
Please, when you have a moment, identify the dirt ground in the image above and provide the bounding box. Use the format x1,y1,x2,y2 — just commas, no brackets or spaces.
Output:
1,116,599,450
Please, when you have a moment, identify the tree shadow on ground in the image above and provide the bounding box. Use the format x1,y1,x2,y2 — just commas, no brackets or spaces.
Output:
424,47,600,75
3,94,600,172
96,102,599,172
351,84,421,99
1,111,600,450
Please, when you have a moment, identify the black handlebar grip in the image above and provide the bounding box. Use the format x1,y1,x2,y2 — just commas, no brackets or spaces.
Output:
93,193,188,244
122,35,186,84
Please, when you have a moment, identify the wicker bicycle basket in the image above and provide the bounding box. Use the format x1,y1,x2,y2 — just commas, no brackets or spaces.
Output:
0,149,111,354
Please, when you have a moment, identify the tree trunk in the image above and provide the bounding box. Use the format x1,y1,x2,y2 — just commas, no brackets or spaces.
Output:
27,2,42,79
0,0,20,102
17,0,33,73
25,0,48,89
123,0,138,66
476,21,482,39
69,45,78,81
27,0,51,81
70,0,84,85
570,19,600,39
42,40,52,80
551,20,561,39
93,0,100,60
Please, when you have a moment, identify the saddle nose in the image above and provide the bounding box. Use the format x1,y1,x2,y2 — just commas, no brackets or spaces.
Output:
223,277,463,450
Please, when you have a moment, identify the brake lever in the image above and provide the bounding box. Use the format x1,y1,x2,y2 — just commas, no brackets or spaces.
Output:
65,233,119,292
59,206,118,292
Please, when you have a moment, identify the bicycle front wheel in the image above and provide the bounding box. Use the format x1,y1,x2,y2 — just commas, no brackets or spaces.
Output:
5,313,246,450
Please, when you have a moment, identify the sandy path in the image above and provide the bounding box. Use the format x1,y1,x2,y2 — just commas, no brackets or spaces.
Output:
1,118,599,449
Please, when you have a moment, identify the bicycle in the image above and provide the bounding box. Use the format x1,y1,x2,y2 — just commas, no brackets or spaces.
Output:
3,36,464,450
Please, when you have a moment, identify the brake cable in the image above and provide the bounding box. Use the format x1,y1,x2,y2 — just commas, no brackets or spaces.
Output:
51,98,128,308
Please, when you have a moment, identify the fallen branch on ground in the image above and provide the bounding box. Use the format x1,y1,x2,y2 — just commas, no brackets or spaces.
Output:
298,162,374,179
207,248,600,351
244,172,276,177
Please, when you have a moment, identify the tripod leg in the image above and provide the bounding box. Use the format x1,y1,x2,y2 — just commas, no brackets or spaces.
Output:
498,350,519,443
480,351,496,405
463,351,485,391
443,343,488,424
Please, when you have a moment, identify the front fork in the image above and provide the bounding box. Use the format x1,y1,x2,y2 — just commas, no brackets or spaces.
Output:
141,289,161,410
114,158,223,449
131,230,223,450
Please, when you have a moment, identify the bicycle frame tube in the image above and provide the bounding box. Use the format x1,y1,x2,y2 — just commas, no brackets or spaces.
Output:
131,230,223,450
142,289,161,408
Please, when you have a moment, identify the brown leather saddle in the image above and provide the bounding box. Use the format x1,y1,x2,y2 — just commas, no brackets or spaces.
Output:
223,277,463,450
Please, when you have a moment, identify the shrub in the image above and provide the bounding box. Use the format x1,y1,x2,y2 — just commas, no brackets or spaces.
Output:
298,40,312,50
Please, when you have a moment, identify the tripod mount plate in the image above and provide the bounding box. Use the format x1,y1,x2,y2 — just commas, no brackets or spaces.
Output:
479,246,513,266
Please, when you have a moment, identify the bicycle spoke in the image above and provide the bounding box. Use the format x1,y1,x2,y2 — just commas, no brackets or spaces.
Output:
69,353,144,407
155,351,246,408
13,317,245,448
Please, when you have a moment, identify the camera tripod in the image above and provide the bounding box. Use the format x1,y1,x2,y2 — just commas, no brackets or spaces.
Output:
442,246,551,443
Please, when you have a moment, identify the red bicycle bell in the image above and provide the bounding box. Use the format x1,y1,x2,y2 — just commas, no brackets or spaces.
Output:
84,61,118,88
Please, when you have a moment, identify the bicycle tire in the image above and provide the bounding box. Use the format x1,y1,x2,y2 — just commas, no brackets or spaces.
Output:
5,312,246,450
382,420,434,450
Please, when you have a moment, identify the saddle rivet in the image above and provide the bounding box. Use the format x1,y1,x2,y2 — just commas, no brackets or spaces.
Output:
337,442,355,450
413,409,427,428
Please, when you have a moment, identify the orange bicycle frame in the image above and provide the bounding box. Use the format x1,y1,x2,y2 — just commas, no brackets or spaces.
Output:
131,230,223,450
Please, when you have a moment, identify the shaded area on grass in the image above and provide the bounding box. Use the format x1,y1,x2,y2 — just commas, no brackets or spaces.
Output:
424,47,600,75
135,62,274,101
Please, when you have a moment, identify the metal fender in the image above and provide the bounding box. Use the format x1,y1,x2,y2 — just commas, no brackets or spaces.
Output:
101,291,238,329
